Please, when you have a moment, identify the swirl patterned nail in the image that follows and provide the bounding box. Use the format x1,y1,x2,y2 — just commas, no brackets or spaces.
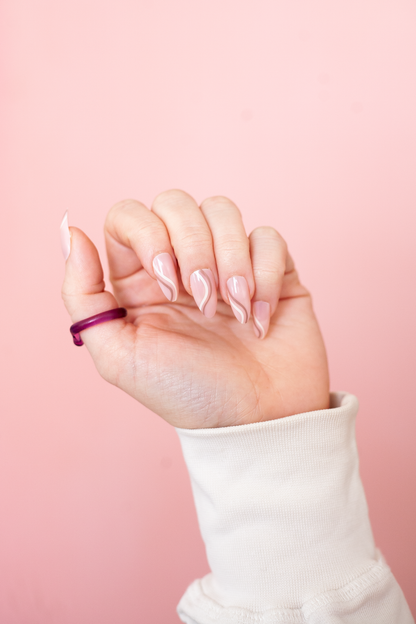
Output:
190,269,217,318
226,276,250,324
152,253,179,302
252,301,271,339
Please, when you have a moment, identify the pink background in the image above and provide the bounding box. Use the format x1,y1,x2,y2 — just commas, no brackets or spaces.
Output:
1,1,415,622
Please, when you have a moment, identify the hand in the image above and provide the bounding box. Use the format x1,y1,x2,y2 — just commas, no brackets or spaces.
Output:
61,190,329,429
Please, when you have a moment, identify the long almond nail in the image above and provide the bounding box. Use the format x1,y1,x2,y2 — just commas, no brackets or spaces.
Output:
60,211,71,260
227,276,250,324
190,269,217,318
153,253,179,302
252,301,270,339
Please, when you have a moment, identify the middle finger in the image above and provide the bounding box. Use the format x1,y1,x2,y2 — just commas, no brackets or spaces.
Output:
201,196,254,324
151,189,218,318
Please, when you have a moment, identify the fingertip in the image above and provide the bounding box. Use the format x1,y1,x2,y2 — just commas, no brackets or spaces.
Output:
190,268,217,318
152,252,179,302
226,276,251,324
252,301,271,339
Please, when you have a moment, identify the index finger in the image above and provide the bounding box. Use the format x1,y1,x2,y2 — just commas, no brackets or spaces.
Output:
105,199,180,304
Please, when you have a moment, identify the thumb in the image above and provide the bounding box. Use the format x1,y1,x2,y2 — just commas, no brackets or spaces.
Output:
61,212,128,360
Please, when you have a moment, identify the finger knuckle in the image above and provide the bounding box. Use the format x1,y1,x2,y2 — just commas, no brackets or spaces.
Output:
176,225,212,247
253,265,285,283
106,199,140,224
130,221,165,245
105,200,147,237
251,225,277,237
152,189,193,212
200,195,240,215
250,226,286,245
60,288,77,316
216,235,249,253
61,288,69,306
106,200,165,245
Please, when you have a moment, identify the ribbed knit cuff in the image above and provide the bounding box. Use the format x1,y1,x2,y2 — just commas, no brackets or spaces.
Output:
175,392,383,623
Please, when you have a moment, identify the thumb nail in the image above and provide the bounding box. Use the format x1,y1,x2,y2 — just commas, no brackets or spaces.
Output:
60,211,71,260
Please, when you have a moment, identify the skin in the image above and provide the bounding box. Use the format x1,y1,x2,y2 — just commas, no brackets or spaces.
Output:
62,190,330,429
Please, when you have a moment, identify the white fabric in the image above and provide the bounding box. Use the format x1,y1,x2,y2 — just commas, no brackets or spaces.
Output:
175,392,413,624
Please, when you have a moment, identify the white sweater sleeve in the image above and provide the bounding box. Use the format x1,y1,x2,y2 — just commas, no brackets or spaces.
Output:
174,392,414,624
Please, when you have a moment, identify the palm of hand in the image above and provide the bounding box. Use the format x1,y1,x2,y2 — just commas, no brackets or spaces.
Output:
107,270,329,429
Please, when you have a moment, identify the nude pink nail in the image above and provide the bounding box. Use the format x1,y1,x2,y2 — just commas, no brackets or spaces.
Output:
252,301,270,339
226,276,250,324
152,253,179,302
60,211,71,260
190,269,217,318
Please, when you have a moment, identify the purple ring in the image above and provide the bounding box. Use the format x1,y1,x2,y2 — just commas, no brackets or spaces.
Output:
70,307,127,346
